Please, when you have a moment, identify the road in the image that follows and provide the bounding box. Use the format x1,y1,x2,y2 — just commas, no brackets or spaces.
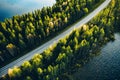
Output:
0,0,111,77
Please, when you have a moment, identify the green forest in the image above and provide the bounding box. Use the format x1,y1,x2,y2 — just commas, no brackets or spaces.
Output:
1,0,120,80
0,0,102,66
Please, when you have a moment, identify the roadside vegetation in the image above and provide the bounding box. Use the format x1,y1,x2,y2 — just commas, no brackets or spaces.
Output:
0,0,103,66
1,19,111,80
60,0,120,79
114,0,120,31
1,0,120,80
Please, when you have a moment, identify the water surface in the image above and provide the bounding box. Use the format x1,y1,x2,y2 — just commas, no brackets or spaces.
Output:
0,0,55,21
73,33,120,80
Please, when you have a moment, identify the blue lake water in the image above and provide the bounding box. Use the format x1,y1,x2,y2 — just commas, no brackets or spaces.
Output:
0,0,56,21
73,33,120,80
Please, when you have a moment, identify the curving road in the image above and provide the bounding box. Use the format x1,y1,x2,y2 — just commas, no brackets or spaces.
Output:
0,0,111,77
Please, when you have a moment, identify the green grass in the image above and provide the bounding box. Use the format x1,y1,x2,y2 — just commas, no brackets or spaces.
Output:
0,0,105,68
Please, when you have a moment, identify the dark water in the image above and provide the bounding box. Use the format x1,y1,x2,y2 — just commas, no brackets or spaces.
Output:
73,33,120,80
0,0,55,21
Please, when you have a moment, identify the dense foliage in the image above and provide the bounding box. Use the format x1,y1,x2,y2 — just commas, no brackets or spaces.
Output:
1,0,119,79
114,0,120,31
0,0,101,65
90,0,115,40
1,24,108,80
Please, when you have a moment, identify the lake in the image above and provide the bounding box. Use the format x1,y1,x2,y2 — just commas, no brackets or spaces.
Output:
72,33,120,80
0,0,56,21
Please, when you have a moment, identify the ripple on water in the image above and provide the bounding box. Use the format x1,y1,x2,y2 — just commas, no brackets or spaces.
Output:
73,33,120,80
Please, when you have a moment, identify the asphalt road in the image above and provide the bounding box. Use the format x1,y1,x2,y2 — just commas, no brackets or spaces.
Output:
0,0,111,77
